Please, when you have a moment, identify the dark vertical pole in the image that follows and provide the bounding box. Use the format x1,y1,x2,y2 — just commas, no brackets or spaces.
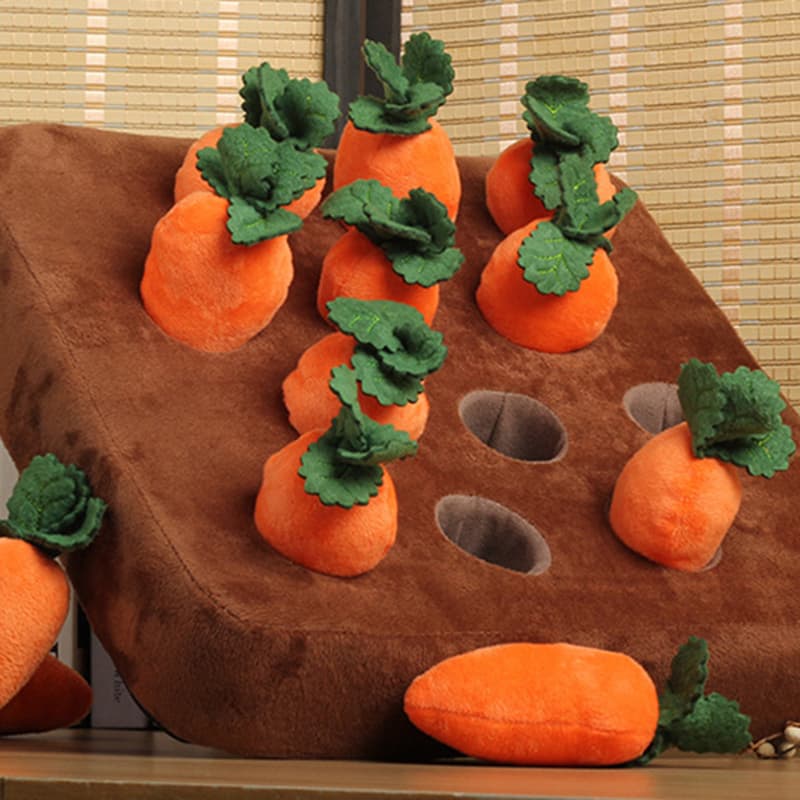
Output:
323,0,401,146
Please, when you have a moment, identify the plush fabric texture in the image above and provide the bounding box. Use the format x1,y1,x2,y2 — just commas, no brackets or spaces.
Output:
404,642,659,765
0,539,70,708
140,192,293,352
609,422,743,571
253,430,399,577
282,332,430,439
476,219,619,352
0,653,92,735
1,123,799,758
317,229,440,325
333,119,461,221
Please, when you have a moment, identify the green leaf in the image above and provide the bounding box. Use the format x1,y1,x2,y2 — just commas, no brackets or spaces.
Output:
226,197,302,245
349,33,453,134
239,63,340,149
565,112,619,163
529,143,562,210
321,179,404,237
521,75,590,146
350,351,424,406
387,247,464,287
299,433,384,508
327,297,411,352
336,416,417,466
659,636,709,728
380,322,447,377
402,31,454,97
363,39,410,103
517,220,595,295
678,359,796,476
195,147,229,197
670,694,752,754
4,453,106,552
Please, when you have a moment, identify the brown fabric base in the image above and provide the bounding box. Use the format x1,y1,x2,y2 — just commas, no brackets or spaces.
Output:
1,123,798,759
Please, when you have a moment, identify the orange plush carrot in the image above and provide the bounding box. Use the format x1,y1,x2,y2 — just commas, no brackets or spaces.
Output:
405,642,659,766
0,454,105,709
485,76,622,236
283,298,446,439
143,124,324,352
405,637,752,766
317,180,463,324
477,151,636,353
256,366,418,577
0,654,92,735
174,62,339,217
333,34,461,220
610,359,796,571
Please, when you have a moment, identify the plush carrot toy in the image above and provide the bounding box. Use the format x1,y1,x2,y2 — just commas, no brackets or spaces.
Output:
317,179,463,324
610,359,796,571
283,297,447,439
333,33,461,220
0,454,105,716
256,365,417,577
485,75,620,236
174,61,339,218
142,123,325,352
0,654,92,735
404,636,751,767
477,150,636,352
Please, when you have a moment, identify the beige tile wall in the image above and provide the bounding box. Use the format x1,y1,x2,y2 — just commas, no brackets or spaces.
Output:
403,0,800,407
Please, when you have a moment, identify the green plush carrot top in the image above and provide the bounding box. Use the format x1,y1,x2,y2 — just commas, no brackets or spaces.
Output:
349,32,454,135
1,453,106,554
322,179,464,287
239,61,341,151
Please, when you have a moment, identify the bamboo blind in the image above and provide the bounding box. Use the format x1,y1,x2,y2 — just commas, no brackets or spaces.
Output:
402,0,800,406
0,0,798,405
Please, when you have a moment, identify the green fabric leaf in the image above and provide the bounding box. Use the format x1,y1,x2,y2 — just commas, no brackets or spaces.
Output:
351,350,424,406
195,146,229,197
670,694,752,754
521,75,590,146
226,197,302,245
3,453,106,552
349,33,453,134
564,112,619,163
659,636,709,728
529,143,562,211
326,297,410,352
323,181,463,286
678,359,796,476
517,220,595,295
336,415,418,466
240,63,340,149
379,322,447,378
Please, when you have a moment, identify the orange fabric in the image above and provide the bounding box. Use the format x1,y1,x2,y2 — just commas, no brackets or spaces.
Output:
404,642,659,766
172,124,325,219
254,430,399,577
475,219,618,353
609,422,743,571
317,229,439,325
485,138,616,236
282,332,430,439
0,540,70,708
333,119,461,220
0,654,92,735
140,191,293,352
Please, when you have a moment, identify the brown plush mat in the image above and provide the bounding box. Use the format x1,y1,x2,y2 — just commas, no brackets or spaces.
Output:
1,124,798,758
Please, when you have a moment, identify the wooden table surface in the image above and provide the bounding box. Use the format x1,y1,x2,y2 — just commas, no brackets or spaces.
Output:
0,730,798,800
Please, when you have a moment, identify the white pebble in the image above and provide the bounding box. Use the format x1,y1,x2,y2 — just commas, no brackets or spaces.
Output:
756,741,776,758
783,725,800,745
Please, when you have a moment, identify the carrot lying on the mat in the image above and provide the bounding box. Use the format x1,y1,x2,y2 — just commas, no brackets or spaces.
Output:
317,180,463,324
0,654,92,735
283,298,447,439
477,149,637,352
174,61,339,217
143,124,324,352
404,636,752,766
609,359,796,571
256,366,417,577
333,33,461,220
485,76,620,236
0,454,105,709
